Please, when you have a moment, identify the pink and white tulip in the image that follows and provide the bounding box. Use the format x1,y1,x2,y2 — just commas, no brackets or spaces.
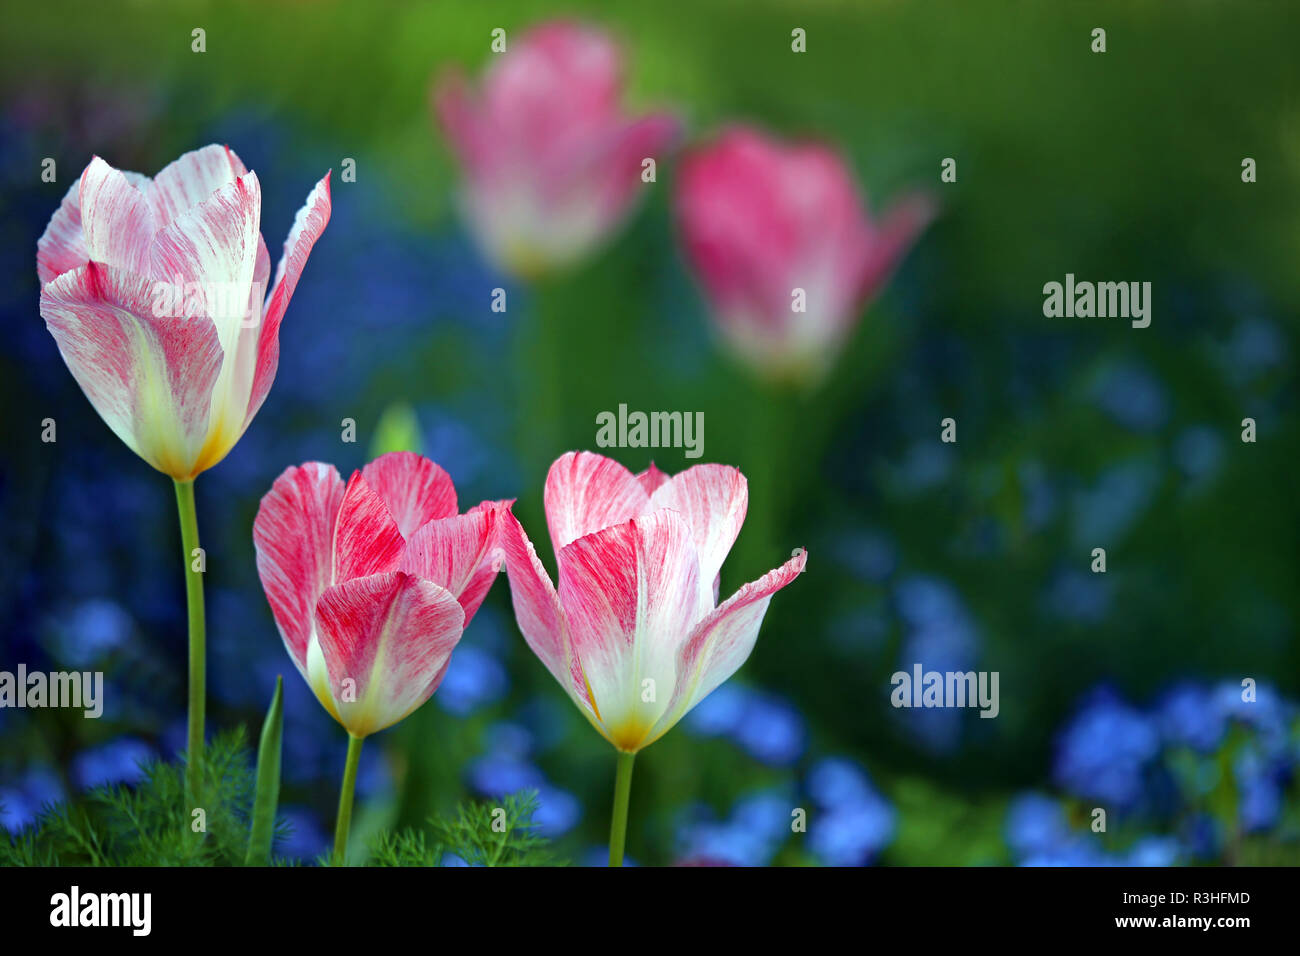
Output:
434,20,681,277
500,451,807,753
675,126,934,383
253,452,507,738
37,145,331,480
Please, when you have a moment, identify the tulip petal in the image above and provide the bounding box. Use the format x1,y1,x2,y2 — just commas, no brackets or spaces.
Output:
434,22,678,276
557,509,703,750
676,126,932,381
36,181,89,285
401,504,504,627
253,232,271,290
432,70,489,174
635,461,670,495
313,571,466,737
332,470,403,582
79,157,156,275
39,262,223,478
150,173,265,474
675,129,793,319
246,172,331,429
150,172,262,325
651,548,808,743
253,462,346,671
361,451,458,538
858,192,937,300
148,144,248,227
694,134,856,343
498,509,594,715
333,471,405,583
649,464,747,606
583,112,681,216
484,22,623,148
458,500,514,623
544,450,650,551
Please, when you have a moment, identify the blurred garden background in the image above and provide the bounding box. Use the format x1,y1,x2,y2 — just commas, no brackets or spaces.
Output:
1,0,1298,865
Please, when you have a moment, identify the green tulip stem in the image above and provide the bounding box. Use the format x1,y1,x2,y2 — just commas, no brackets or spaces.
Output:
608,750,637,867
333,734,364,865
173,478,206,802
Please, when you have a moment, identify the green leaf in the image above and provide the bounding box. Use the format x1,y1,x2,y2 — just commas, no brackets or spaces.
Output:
245,676,283,866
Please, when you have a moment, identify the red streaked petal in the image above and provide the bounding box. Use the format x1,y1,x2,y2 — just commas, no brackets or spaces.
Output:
79,157,156,275
148,144,248,227
252,462,345,671
333,471,404,583
361,451,458,538
149,172,262,323
458,499,514,624
651,547,807,742
313,571,465,737
543,450,650,552
498,508,592,712
648,463,748,604
401,503,504,627
36,180,89,285
245,171,331,429
635,461,671,495
149,173,264,471
556,509,703,749
39,262,223,478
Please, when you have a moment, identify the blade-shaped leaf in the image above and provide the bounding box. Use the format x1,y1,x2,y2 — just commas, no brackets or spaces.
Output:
245,675,283,866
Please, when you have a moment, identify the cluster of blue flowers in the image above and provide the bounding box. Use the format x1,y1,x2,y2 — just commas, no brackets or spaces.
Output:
672,756,894,866
805,758,896,865
0,768,62,833
1006,793,1180,867
684,682,806,767
892,575,982,753
1009,680,1298,865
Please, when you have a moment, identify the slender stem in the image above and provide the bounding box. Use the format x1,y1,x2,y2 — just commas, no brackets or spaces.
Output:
173,478,205,801
607,750,637,867
333,734,364,865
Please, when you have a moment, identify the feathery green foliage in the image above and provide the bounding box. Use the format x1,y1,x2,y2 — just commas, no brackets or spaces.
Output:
1,733,560,867
371,790,564,867
0,730,255,867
